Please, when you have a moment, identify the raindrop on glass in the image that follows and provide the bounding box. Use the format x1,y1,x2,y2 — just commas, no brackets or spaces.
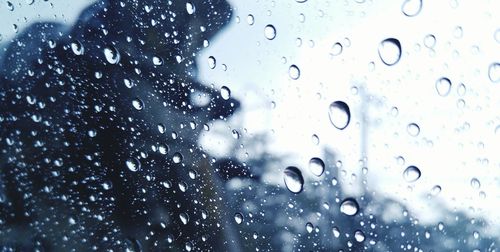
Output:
186,2,195,15
208,56,216,69
125,157,141,172
401,0,423,17
424,34,436,48
234,213,243,224
331,42,343,56
470,178,481,189
264,25,276,40
220,86,231,100
436,77,452,96
173,153,183,164
246,14,255,25
283,166,304,194
104,46,120,64
152,56,163,66
488,62,500,83
407,123,420,137
308,157,325,177
378,38,402,66
179,213,189,225
71,40,84,55
328,101,351,130
288,64,300,80
403,165,421,182
354,230,365,242
340,198,359,216
132,98,144,111
306,222,314,233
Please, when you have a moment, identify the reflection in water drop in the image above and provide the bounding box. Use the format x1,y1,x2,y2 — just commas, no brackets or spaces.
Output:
488,62,500,83
407,123,420,137
152,56,163,66
332,227,340,238
378,38,402,66
288,64,300,80
125,158,141,172
264,25,277,40
401,0,423,17
220,86,231,100
308,157,325,177
71,40,84,55
173,153,183,164
354,230,365,242
104,46,120,64
306,222,314,233
340,198,359,216
186,2,195,14
403,165,421,182
436,77,452,96
132,98,144,111
179,213,189,225
328,101,351,130
234,213,243,224
283,166,304,194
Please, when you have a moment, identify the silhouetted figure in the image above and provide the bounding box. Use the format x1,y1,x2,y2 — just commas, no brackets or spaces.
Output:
0,0,245,251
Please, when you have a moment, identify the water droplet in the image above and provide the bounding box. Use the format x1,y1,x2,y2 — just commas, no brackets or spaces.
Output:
152,56,163,66
264,25,276,40
295,0,308,2
25,0,34,5
132,98,144,110
354,230,365,242
308,157,325,177
158,144,168,155
378,38,402,66
283,166,304,194
470,178,481,189
488,62,500,83
306,222,314,233
403,165,421,182
431,185,441,196
173,153,183,164
208,56,216,69
6,1,14,11
247,14,255,25
88,129,97,138
234,213,243,224
220,86,231,100
124,78,133,88
424,34,436,48
311,134,320,145
104,46,120,64
288,64,300,80
494,29,500,44
125,157,141,172
328,101,351,130
407,123,420,137
186,2,195,14
179,213,189,225
158,124,166,134
332,227,340,238
401,0,422,17
70,40,84,55
436,77,452,96
331,42,343,56
340,198,359,216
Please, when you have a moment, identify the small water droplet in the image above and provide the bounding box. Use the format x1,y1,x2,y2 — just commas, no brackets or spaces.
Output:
354,230,365,242
311,134,320,145
208,56,216,69
104,46,120,64
288,64,300,80
378,38,402,66
152,56,163,66
125,157,141,172
173,152,183,164
179,212,189,225
431,185,441,196
401,0,422,17
423,34,436,48
306,222,314,233
70,40,84,55
436,77,452,96
331,42,343,56
158,123,166,134
488,62,500,83
340,198,359,216
132,98,144,110
186,2,195,14
407,123,420,137
264,25,276,40
332,227,340,238
403,165,421,182
295,0,308,2
328,101,351,130
246,14,255,25
88,129,97,138
234,213,243,224
470,178,481,189
308,157,325,177
283,166,304,194
220,86,231,100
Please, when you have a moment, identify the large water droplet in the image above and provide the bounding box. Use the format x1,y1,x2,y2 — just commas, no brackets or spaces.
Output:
436,77,452,96
220,86,231,100
378,38,402,66
71,40,84,55
407,123,420,137
125,157,141,172
288,65,300,80
208,56,216,69
401,0,422,17
403,165,421,182
179,213,189,225
132,98,144,110
234,213,243,224
340,198,359,216
306,222,314,233
283,166,304,194
332,227,341,238
354,230,365,242
328,101,351,130
104,46,120,64
246,14,255,25
186,2,195,14
308,157,325,177
173,153,183,164
488,62,500,83
264,25,276,40
152,56,163,66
